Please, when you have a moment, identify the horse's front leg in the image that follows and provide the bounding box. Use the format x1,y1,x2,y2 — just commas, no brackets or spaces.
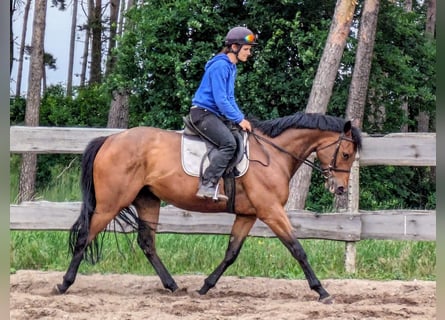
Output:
133,189,178,292
261,209,332,303
198,215,257,295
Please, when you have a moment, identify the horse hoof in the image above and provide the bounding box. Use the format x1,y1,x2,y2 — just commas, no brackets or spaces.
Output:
319,295,334,304
52,284,66,295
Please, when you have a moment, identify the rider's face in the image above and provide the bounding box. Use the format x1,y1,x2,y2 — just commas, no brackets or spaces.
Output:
237,45,253,62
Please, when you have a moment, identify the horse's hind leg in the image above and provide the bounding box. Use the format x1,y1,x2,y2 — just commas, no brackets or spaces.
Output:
133,187,178,292
55,207,119,294
198,215,257,295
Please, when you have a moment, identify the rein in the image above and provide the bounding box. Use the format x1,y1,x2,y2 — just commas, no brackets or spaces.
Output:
247,129,354,178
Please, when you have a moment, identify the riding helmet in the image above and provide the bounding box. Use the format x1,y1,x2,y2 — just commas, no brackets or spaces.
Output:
224,26,258,46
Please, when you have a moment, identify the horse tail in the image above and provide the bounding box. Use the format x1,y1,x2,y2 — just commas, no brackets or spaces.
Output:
68,135,108,264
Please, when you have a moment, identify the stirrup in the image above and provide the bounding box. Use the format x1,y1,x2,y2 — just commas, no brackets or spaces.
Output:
196,182,228,202
212,184,228,202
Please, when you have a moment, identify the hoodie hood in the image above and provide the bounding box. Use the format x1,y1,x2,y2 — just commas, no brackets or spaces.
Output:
205,53,232,70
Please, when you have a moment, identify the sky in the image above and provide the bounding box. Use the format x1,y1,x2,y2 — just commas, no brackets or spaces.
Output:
11,1,88,96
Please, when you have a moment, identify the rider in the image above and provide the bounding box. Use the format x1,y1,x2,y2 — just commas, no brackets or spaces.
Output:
189,26,257,201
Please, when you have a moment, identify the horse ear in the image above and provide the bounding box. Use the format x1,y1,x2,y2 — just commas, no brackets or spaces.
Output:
343,120,352,137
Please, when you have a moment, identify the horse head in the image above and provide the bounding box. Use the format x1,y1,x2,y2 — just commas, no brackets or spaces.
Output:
315,120,360,195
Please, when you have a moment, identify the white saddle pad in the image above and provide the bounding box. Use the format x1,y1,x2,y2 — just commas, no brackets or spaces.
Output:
181,132,249,177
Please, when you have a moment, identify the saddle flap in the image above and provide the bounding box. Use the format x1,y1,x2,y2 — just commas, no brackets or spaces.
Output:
181,131,249,178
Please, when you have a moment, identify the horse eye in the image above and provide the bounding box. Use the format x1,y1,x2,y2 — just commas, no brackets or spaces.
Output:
342,152,350,160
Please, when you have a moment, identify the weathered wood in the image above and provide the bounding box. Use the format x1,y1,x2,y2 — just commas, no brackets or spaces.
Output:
360,210,436,240
359,133,436,166
10,202,435,241
10,126,123,153
9,202,362,240
10,127,436,166
345,158,360,273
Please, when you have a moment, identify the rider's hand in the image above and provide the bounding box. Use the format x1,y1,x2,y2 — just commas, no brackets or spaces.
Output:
238,119,252,132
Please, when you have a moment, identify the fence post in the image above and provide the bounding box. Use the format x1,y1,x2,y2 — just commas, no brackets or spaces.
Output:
345,154,360,273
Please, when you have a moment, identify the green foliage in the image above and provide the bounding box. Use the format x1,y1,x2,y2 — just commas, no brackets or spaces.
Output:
363,2,436,133
40,84,110,127
10,84,110,127
10,84,109,197
108,0,341,127
10,96,26,125
359,166,435,210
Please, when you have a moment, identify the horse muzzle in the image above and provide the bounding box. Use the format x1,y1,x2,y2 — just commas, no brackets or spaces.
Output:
325,178,345,195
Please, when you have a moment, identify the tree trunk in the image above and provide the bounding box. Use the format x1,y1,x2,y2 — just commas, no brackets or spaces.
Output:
80,17,91,86
425,0,436,39
105,0,120,76
396,0,413,133
106,0,135,129
41,58,47,93
10,0,15,74
117,0,126,38
345,0,379,128
15,0,32,97
89,0,102,84
339,0,380,273
346,12,379,118
423,0,435,183
286,0,357,210
67,0,78,96
19,0,47,203
335,0,380,210
107,89,129,128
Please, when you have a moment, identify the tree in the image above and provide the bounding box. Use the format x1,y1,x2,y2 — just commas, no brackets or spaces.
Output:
89,0,102,84
106,0,134,128
79,0,92,87
286,0,358,210
66,0,78,96
107,89,129,128
105,0,120,77
340,0,380,273
15,0,32,97
18,0,47,202
10,0,17,75
425,0,436,40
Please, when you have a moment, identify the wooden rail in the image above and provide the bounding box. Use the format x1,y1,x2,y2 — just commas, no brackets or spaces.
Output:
10,202,435,241
10,126,436,166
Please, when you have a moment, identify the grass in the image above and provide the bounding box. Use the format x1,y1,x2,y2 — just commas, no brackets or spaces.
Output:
10,156,436,281
10,230,436,281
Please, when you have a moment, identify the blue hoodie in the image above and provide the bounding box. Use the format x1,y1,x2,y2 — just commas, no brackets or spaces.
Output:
192,53,245,124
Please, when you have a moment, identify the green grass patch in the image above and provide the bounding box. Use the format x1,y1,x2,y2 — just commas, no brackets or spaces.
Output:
10,231,435,281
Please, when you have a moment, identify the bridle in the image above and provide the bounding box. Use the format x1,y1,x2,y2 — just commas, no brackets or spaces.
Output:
247,130,356,179
315,132,355,178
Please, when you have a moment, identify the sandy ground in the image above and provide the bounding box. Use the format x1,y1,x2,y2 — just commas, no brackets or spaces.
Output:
10,270,435,320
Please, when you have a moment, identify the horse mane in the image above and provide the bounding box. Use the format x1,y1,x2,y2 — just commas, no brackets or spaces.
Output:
250,112,362,149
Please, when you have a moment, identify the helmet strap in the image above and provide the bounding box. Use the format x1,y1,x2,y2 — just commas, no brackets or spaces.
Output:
228,44,242,62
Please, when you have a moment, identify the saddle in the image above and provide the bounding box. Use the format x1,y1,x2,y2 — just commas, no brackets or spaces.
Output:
181,115,250,212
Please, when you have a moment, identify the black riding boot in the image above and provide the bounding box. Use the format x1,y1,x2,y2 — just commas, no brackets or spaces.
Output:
196,178,228,201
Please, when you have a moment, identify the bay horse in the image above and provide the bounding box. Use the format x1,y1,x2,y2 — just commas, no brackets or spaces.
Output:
54,112,362,303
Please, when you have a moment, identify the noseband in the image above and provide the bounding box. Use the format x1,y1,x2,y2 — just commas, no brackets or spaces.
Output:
316,133,355,179
248,130,356,179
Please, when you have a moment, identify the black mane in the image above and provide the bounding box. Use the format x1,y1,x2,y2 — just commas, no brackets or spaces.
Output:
250,112,362,149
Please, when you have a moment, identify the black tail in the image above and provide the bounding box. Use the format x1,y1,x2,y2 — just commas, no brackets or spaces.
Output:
68,135,108,264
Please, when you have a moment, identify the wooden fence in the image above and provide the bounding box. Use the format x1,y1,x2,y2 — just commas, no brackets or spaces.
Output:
10,126,436,271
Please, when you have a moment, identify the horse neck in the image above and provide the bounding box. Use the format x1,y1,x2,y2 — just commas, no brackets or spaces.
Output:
273,128,337,174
